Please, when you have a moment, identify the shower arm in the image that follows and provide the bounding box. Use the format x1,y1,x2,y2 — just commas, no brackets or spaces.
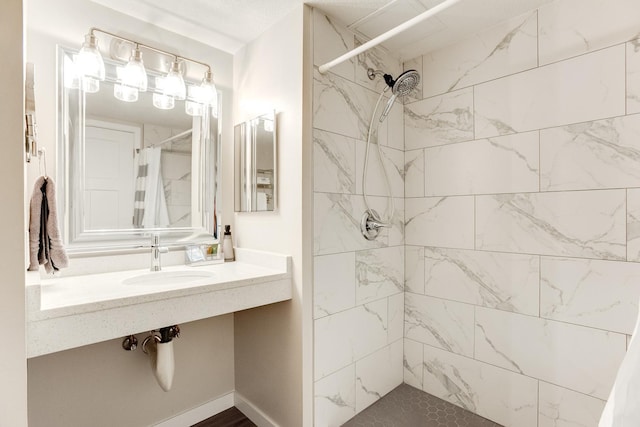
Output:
318,0,462,74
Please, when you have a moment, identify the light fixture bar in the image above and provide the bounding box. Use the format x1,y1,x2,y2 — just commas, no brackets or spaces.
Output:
88,27,212,73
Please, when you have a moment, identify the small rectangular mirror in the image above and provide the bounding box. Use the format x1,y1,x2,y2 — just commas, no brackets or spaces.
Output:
234,112,276,212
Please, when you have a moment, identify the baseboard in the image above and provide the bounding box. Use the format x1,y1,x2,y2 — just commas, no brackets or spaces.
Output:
234,392,279,427
153,392,235,427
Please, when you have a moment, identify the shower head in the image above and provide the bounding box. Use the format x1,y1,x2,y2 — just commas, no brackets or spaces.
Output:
391,69,420,96
368,68,421,122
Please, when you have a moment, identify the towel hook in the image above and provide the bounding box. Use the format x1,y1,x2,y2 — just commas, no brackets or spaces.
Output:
38,147,47,179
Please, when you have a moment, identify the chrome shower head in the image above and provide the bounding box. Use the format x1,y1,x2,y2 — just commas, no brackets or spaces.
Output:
391,69,420,96
368,68,421,95
369,68,421,122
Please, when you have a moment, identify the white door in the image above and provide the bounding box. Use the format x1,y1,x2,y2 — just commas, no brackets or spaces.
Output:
84,122,138,230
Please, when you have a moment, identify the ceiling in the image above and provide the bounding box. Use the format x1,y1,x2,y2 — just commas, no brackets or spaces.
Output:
91,0,554,61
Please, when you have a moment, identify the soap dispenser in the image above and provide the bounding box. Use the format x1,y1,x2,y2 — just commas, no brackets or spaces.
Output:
222,225,235,261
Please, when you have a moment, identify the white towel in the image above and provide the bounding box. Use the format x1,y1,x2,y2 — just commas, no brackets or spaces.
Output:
28,176,68,274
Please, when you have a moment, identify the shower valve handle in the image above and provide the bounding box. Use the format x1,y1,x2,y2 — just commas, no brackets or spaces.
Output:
367,219,391,230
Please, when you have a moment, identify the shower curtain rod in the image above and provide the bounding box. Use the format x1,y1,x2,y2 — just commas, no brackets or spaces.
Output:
318,0,462,74
155,129,193,146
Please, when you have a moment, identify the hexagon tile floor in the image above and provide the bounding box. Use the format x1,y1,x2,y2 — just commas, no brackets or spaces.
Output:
341,384,503,427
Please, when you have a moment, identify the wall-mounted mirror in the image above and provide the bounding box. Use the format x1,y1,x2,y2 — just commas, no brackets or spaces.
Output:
58,46,221,251
234,112,277,212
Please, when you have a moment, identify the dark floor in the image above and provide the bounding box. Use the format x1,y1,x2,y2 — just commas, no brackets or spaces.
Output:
342,384,502,427
193,384,502,427
192,407,256,427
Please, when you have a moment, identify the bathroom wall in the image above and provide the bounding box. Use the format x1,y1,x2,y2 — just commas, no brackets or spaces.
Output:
28,316,234,427
25,0,237,425
402,0,640,426
311,10,406,426
0,0,28,425
232,5,313,426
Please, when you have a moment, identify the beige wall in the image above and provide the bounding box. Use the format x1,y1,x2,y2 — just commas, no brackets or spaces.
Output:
28,315,234,427
25,0,237,425
0,0,28,425
232,5,313,426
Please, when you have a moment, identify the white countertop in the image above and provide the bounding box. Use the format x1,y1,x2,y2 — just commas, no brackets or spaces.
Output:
26,248,292,358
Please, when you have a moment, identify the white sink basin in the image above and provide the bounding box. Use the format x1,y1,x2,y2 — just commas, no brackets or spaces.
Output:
122,270,215,286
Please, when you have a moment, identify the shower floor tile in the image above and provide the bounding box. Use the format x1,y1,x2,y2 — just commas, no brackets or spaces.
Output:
342,383,503,427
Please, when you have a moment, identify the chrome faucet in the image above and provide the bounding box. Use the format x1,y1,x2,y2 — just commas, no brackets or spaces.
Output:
150,234,168,271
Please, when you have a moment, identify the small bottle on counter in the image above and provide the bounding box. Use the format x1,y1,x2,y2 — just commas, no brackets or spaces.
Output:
222,225,235,262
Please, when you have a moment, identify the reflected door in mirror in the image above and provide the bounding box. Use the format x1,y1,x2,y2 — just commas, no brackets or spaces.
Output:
84,121,138,230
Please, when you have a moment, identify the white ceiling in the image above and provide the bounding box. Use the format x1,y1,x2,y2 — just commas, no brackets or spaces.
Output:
92,0,554,61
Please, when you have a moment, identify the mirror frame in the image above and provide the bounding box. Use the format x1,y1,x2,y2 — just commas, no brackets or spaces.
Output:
57,45,222,252
234,111,277,212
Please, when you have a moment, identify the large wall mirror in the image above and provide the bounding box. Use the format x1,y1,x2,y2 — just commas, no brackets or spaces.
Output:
58,46,221,252
234,112,277,212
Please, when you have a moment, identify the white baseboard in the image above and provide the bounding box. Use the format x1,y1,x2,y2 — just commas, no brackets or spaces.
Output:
235,392,279,427
153,392,235,427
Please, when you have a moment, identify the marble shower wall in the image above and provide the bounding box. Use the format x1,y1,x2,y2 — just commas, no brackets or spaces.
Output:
312,9,405,427
403,1,640,426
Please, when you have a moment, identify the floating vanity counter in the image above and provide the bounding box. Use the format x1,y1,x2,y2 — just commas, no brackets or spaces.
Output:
26,248,292,358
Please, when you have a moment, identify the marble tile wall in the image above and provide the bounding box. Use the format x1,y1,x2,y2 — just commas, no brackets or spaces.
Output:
403,1,640,426
312,10,405,426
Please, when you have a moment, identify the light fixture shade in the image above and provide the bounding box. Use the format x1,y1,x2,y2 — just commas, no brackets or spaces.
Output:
121,47,148,92
186,86,204,116
82,77,100,93
199,70,218,105
76,33,105,81
153,93,175,110
163,60,186,100
185,101,203,116
114,83,139,102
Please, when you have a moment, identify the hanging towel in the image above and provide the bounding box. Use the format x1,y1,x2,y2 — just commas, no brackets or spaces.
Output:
599,297,640,426
28,176,68,274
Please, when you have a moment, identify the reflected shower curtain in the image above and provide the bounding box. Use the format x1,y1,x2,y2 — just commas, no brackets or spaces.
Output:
133,146,170,228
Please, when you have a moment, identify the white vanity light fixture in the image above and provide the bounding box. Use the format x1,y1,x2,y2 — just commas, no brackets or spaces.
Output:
153,77,175,110
163,59,187,100
185,69,217,117
185,87,204,116
76,32,105,93
77,28,217,113
122,45,148,91
201,70,218,118
114,45,147,102
114,82,139,102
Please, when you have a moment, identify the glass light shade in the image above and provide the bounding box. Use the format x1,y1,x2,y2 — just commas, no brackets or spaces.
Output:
199,70,217,105
163,60,186,100
76,33,105,81
153,93,175,110
186,86,204,116
114,83,139,102
82,77,100,93
185,101,203,116
121,47,148,91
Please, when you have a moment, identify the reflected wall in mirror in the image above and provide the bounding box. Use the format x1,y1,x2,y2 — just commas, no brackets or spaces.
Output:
234,112,276,212
58,46,221,251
